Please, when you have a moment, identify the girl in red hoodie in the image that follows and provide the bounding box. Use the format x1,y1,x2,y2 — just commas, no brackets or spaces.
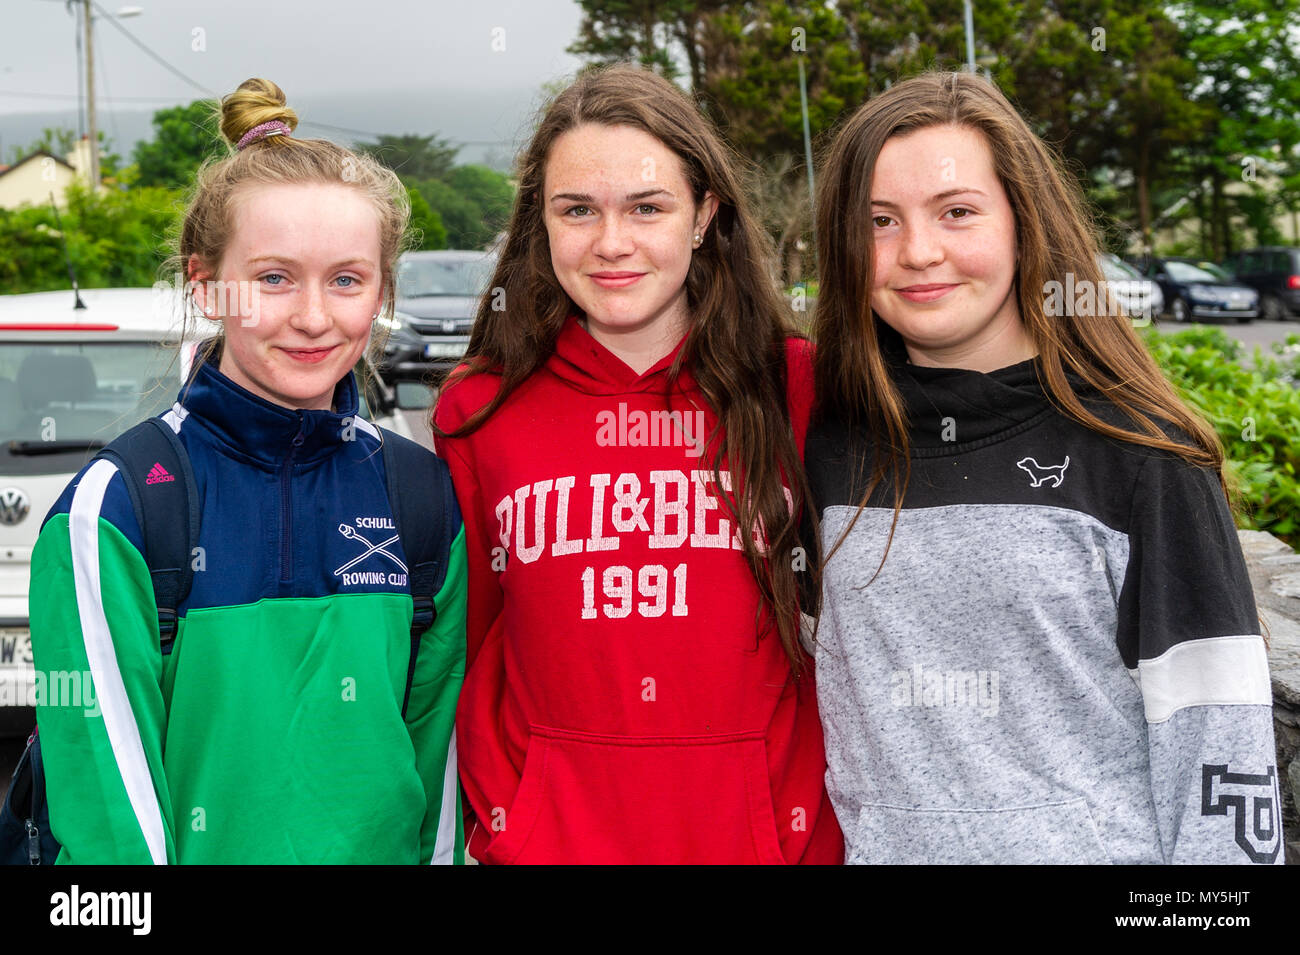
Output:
432,64,842,864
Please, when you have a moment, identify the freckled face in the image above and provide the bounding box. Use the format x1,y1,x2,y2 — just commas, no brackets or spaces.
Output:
542,123,717,348
190,182,383,411
869,124,1029,370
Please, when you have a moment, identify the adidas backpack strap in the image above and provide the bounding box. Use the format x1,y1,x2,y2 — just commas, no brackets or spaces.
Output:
96,416,201,654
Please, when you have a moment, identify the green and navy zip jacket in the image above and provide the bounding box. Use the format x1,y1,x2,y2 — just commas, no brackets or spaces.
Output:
30,353,467,864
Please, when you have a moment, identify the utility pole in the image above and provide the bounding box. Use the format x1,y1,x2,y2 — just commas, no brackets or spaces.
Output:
963,0,976,72
82,0,99,190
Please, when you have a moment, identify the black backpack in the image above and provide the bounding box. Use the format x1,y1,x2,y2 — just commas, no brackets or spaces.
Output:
1,415,457,864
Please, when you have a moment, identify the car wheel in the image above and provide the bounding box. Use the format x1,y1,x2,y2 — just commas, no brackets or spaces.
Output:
1171,298,1188,323
1260,295,1284,322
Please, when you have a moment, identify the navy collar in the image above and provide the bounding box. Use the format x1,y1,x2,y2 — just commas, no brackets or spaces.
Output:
174,345,365,468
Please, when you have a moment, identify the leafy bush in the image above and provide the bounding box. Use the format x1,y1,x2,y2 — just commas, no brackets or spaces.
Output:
0,183,183,293
1143,325,1300,545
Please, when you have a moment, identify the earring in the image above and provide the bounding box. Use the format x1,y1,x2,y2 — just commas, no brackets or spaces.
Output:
693,233,702,247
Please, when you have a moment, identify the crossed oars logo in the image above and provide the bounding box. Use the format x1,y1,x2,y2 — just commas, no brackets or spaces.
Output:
333,523,408,577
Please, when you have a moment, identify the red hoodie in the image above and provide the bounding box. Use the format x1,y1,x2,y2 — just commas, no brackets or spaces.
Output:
433,315,842,864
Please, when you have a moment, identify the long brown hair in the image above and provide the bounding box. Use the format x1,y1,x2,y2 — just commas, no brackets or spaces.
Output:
813,71,1227,577
432,64,812,671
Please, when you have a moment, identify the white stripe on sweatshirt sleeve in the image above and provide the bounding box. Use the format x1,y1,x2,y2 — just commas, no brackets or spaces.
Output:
429,731,459,865
70,459,169,865
1129,633,1272,723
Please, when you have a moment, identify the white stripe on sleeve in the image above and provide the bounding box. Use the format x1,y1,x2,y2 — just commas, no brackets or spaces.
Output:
1130,633,1272,723
162,402,188,434
429,730,459,865
70,459,169,865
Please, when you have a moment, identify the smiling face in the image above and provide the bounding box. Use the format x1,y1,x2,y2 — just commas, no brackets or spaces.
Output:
189,181,383,411
542,123,718,366
869,123,1033,372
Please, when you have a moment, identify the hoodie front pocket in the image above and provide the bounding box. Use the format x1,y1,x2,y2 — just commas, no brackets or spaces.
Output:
482,725,788,865
846,798,1111,865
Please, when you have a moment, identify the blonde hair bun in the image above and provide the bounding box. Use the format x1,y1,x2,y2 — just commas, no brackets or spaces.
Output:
219,78,299,149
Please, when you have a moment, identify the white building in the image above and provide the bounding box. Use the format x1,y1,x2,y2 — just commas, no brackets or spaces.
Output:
0,136,103,212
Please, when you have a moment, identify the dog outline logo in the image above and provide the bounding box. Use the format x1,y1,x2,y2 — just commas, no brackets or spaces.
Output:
333,523,407,578
1017,455,1070,488
1201,763,1282,864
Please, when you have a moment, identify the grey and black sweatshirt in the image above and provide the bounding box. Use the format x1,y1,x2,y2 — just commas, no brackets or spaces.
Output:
804,348,1283,865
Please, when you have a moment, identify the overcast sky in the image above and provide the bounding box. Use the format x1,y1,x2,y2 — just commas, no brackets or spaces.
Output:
0,0,588,167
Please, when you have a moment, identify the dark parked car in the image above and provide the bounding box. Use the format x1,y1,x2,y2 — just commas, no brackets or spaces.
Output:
1219,247,1300,321
379,250,498,382
1127,256,1258,324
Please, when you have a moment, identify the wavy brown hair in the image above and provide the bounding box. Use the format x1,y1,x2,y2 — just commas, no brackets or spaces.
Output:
432,63,812,671
813,71,1228,580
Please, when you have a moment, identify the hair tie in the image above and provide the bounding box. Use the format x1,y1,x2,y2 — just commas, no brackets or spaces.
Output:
236,120,292,151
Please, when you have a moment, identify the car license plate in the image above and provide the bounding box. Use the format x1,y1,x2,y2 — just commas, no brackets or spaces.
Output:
0,628,32,668
423,342,466,358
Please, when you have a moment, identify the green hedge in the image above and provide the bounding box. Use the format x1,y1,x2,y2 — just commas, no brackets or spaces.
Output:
1143,325,1300,546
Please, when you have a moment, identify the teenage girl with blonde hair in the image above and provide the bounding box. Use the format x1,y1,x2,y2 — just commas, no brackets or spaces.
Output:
28,79,467,864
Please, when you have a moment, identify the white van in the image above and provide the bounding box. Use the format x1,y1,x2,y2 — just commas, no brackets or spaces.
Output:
0,287,413,733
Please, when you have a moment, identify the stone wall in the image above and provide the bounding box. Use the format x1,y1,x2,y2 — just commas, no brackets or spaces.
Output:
1237,529,1300,866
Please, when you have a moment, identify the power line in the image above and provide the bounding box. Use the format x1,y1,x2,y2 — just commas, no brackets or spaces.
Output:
0,89,183,104
92,17,120,150
88,0,214,97
21,4,521,153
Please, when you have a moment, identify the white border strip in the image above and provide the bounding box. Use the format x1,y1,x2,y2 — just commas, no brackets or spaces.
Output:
1131,634,1272,723
429,731,459,865
353,415,380,440
70,459,169,864
161,402,189,434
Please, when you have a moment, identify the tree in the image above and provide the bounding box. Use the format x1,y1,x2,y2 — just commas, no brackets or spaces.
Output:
1168,0,1300,259
132,100,226,189
406,186,447,250
700,1,867,158
443,165,514,247
569,0,727,89
407,166,515,250
356,134,459,181
0,182,183,294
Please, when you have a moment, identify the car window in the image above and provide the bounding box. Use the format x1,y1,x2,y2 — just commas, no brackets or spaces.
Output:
1270,251,1291,273
1164,262,1220,283
1194,262,1233,281
1100,255,1141,281
397,257,496,298
0,341,178,445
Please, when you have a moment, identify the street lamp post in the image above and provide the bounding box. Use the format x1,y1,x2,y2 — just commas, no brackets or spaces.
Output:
797,56,817,276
